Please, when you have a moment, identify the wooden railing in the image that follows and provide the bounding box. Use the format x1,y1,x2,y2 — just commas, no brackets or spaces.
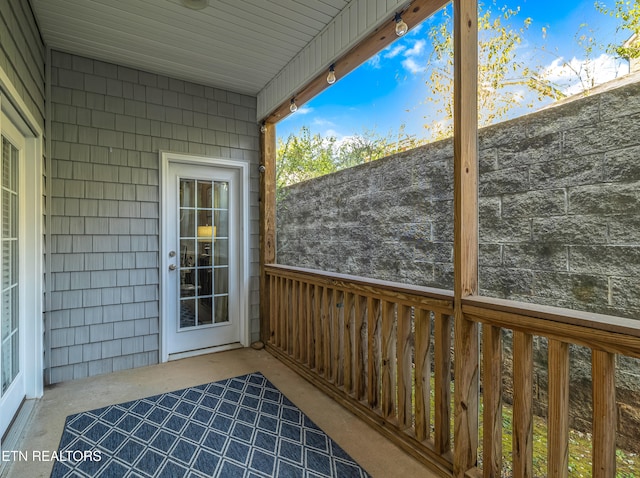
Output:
265,264,456,475
462,296,640,478
264,264,640,478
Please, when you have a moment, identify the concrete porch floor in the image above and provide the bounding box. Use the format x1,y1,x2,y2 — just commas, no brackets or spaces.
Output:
3,348,439,477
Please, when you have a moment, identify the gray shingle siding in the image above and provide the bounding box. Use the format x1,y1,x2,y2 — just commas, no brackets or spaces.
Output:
47,51,260,383
0,0,45,128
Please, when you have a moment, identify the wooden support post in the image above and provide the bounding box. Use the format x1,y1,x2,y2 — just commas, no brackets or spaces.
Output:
592,350,617,478
548,339,569,478
259,122,276,344
452,0,479,476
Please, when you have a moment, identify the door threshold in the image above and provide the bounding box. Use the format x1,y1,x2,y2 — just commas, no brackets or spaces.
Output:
0,399,36,478
168,342,244,361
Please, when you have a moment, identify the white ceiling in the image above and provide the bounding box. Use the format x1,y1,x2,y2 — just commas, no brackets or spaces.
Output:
31,0,351,96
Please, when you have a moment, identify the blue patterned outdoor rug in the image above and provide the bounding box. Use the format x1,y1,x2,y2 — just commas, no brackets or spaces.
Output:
51,372,370,477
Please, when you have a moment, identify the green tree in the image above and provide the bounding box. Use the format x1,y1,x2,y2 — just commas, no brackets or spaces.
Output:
423,1,562,140
277,125,420,188
276,126,337,189
595,0,640,59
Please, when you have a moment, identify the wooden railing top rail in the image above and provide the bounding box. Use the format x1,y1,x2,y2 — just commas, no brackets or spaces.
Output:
265,264,455,313
463,295,640,359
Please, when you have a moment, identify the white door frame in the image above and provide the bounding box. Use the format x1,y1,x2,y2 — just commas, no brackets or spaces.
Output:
0,85,44,407
160,152,250,362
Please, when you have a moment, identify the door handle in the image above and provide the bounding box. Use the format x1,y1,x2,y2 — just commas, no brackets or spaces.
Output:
169,264,177,271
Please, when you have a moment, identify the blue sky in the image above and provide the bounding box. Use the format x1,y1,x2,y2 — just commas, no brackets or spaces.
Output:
277,0,630,143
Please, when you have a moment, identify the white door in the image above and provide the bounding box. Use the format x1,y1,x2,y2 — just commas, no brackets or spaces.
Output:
0,114,25,439
164,160,243,356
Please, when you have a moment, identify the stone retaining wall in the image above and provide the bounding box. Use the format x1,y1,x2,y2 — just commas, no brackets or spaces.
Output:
276,78,640,451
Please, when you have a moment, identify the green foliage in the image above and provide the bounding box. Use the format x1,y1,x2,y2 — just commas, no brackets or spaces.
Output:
424,1,562,140
276,125,422,188
595,0,640,59
276,126,337,190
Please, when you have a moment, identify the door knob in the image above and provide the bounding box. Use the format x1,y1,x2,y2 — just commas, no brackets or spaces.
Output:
169,264,177,271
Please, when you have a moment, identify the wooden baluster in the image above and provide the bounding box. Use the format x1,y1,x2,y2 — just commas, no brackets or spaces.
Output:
513,331,533,478
335,290,345,387
414,308,432,442
275,276,281,348
354,295,367,401
435,312,452,454
323,287,332,380
483,325,503,478
269,274,276,345
285,278,292,353
548,339,569,478
368,297,381,410
299,282,307,364
592,350,616,478
381,301,397,420
343,292,354,394
308,284,316,370
315,286,324,374
292,280,299,358
397,305,413,430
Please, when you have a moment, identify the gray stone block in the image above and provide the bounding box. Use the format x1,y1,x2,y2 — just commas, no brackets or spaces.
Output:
568,182,640,215
570,245,640,275
502,189,566,218
532,216,608,245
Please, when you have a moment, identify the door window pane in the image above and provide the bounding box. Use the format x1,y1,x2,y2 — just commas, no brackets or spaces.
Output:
178,179,230,329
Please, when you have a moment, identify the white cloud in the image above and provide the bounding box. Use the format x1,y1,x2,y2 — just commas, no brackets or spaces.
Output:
367,54,382,69
296,106,314,115
312,118,336,128
541,53,629,96
384,45,406,59
405,39,426,57
401,58,423,74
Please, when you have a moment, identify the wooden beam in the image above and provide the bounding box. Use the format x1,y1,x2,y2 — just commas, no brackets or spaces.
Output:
263,0,450,123
452,0,479,476
259,122,276,344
